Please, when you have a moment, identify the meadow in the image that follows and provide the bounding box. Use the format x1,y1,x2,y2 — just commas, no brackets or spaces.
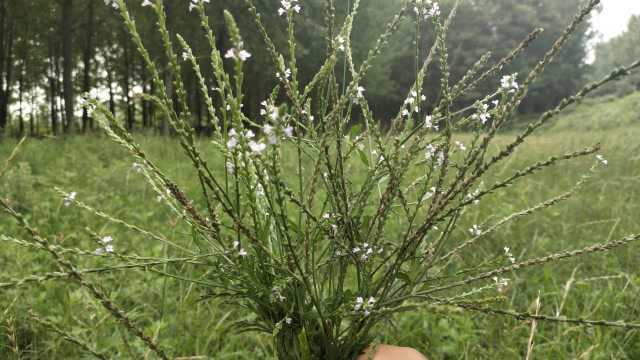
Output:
1,93,639,359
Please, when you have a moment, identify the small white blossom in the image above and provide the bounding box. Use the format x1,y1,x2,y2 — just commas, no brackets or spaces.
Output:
414,0,440,19
188,0,210,12
101,236,113,244
285,317,293,325
504,246,516,264
596,154,608,166
249,141,267,155
354,296,376,316
141,0,153,7
356,86,365,99
278,0,301,16
264,124,277,144
227,137,238,150
500,73,519,94
276,68,291,81
104,0,119,9
63,192,77,207
472,103,491,124
425,144,437,160
455,141,466,152
283,125,294,138
469,224,482,236
225,48,252,62
493,276,510,293
336,36,346,52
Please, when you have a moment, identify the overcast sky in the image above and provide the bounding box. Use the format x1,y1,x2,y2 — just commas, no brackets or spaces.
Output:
591,0,640,42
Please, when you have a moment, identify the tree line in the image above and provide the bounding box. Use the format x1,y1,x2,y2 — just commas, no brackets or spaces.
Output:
0,0,628,137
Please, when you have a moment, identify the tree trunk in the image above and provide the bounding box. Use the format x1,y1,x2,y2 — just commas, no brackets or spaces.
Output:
48,50,59,135
0,21,14,134
141,61,149,129
29,88,36,137
122,34,134,130
18,64,23,136
106,54,116,117
81,0,94,133
61,0,74,133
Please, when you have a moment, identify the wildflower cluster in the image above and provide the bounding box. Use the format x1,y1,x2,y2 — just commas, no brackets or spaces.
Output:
413,0,440,19
500,73,520,94
354,296,377,317
349,242,383,262
94,236,115,255
224,45,252,62
278,0,301,17
401,90,426,118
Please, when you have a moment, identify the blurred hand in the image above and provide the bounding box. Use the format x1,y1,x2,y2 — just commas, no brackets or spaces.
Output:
357,345,428,360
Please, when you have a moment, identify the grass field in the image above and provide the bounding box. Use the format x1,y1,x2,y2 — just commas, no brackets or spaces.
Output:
1,95,640,359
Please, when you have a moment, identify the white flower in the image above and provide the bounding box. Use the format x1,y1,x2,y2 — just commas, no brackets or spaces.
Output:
264,124,277,144
104,0,119,9
472,103,491,124
466,188,481,204
283,125,294,138
356,86,365,99
493,276,510,292
238,50,252,61
276,68,291,81
425,115,433,129
105,245,115,253
278,0,301,16
414,0,440,19
469,224,482,236
354,297,364,311
238,248,248,257
245,130,255,139
425,144,437,160
336,36,346,52
500,73,519,94
188,0,210,12
248,141,267,155
402,109,410,118
596,154,608,166
63,192,77,207
101,236,113,244
455,141,466,152
367,297,376,306
225,48,252,62
504,246,516,264
226,137,238,150
141,0,153,7
285,317,293,325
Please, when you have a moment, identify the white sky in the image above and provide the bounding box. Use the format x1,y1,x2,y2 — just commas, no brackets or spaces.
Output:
591,0,640,42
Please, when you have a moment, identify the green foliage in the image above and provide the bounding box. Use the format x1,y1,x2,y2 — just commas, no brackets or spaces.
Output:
549,91,640,131
1,124,639,358
591,15,640,97
1,0,640,359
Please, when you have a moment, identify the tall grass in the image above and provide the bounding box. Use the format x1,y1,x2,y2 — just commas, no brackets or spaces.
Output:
2,0,640,358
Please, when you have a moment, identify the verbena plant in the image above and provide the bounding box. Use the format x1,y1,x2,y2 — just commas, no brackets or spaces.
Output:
2,0,640,358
